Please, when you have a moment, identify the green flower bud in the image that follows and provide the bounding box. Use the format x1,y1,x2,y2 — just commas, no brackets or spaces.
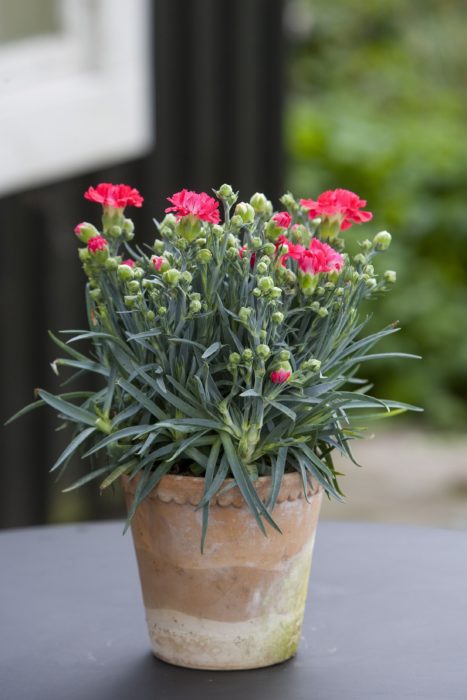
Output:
352,271,360,283
318,306,329,317
335,287,345,297
127,280,140,294
189,300,202,313
108,225,122,239
235,202,255,224
229,352,241,365
258,276,274,292
310,301,320,312
163,268,181,286
78,248,90,262
133,267,144,279
74,222,99,244
259,330,267,342
284,269,297,285
360,239,372,251
278,349,290,361
365,278,377,289
301,358,321,373
250,193,273,217
257,262,268,274
316,286,325,296
289,224,307,244
373,230,392,250
89,288,102,301
279,192,298,211
277,242,289,255
242,348,254,363
239,306,252,323
250,236,261,250
153,239,165,254
104,257,119,271
230,215,244,229
146,310,155,322
272,311,284,324
212,224,224,238
263,242,276,256
195,238,207,247
158,306,167,315
159,214,176,234
300,272,318,296
176,215,203,242
253,288,262,297
256,344,271,360
270,286,282,299
124,295,138,308
117,264,134,281
123,218,135,234
226,247,239,260
324,281,335,290
190,292,201,301
384,270,397,284
364,264,374,275
196,248,213,264
353,253,367,265
217,183,234,199
264,220,281,242
181,270,193,284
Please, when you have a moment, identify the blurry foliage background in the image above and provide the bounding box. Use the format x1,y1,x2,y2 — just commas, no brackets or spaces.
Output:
284,0,467,428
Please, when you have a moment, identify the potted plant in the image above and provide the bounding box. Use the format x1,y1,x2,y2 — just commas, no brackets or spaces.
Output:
8,182,419,670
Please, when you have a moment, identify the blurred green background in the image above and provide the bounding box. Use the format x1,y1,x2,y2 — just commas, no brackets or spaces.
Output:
284,0,467,429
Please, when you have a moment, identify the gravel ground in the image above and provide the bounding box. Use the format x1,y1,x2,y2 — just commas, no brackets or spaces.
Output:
321,429,467,529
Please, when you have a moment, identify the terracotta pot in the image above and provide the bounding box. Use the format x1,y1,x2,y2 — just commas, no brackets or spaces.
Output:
122,473,322,670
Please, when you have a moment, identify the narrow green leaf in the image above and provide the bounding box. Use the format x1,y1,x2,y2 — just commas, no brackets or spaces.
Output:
37,390,97,427
50,427,95,472
202,342,221,360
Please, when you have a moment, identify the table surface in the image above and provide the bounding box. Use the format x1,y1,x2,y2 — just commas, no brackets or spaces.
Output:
1,520,466,700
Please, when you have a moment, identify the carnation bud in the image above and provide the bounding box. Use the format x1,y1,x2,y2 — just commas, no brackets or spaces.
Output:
108,225,122,239
301,358,321,373
196,248,213,264
189,300,202,313
163,269,181,286
310,301,320,312
258,276,274,292
89,288,102,301
257,262,268,274
263,242,276,256
229,352,241,365
264,220,281,242
353,253,367,265
256,344,271,360
242,348,254,363
153,239,164,254
289,224,307,244
127,280,140,294
384,270,397,284
105,257,119,271
78,248,90,262
364,264,375,275
253,288,262,297
278,350,290,361
123,218,135,234
230,215,244,229
279,193,298,211
373,231,392,250
335,287,345,297
117,264,134,281
250,192,273,217
124,295,138,308
361,239,372,251
270,286,282,299
299,272,318,296
235,202,255,224
318,307,329,317
217,183,234,199
226,247,239,260
272,311,284,324
365,278,377,289
239,307,252,323
212,224,224,239
259,330,267,342
146,310,155,322
158,306,168,315
316,286,325,296
176,215,203,242
277,243,289,256
284,269,297,285
181,271,193,284
74,222,99,244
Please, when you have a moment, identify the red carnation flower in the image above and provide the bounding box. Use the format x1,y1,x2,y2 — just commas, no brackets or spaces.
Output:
239,245,256,268
87,236,108,253
121,258,135,268
272,211,292,229
271,368,291,384
84,183,143,209
298,239,344,275
276,234,305,265
165,189,220,224
300,189,372,231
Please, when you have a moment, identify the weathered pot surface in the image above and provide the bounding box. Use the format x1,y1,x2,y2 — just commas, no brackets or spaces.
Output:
122,472,322,670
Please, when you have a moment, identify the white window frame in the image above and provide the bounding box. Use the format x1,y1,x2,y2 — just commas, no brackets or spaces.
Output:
0,0,152,196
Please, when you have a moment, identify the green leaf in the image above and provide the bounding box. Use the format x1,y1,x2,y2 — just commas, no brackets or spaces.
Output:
200,439,221,553
100,462,136,490
267,446,287,510
62,465,115,492
202,342,221,360
50,427,95,473
37,390,97,427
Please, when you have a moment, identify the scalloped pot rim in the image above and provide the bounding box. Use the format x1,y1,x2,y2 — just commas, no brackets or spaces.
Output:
121,471,321,508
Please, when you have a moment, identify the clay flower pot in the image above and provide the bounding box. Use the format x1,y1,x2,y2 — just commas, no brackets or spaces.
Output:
122,473,322,670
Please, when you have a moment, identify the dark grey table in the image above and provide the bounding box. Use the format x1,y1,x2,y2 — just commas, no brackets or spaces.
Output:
1,521,466,700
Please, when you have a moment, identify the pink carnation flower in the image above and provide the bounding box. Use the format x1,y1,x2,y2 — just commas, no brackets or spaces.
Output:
151,255,165,271
84,183,143,209
122,259,135,268
276,235,305,264
298,239,344,274
74,222,85,236
165,189,220,224
272,211,292,229
87,236,108,253
271,368,291,384
300,189,372,231
239,246,256,267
